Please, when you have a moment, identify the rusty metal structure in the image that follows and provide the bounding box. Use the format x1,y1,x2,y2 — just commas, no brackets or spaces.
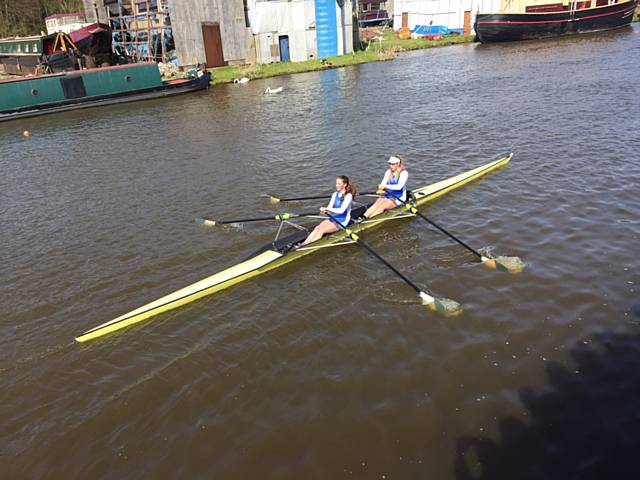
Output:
83,0,175,63
84,0,249,67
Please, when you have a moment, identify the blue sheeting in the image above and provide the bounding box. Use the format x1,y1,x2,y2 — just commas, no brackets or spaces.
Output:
412,25,451,35
315,0,339,58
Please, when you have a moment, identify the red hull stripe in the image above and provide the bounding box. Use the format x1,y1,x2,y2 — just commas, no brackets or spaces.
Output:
477,5,635,25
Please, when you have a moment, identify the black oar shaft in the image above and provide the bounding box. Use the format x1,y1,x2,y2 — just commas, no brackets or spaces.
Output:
271,192,377,202
353,236,422,294
217,215,278,224
276,194,330,202
416,212,483,259
216,212,317,224
384,190,484,259
324,212,422,294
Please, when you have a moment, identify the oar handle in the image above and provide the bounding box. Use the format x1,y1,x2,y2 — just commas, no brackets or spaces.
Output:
383,189,485,260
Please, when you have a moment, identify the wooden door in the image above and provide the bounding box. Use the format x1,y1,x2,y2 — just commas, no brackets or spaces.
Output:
201,22,225,68
463,11,471,36
402,12,409,29
279,36,290,62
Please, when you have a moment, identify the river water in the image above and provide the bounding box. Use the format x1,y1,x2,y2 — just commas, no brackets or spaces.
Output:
2,26,639,479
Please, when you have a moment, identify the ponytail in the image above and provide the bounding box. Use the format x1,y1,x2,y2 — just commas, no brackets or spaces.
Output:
338,175,357,200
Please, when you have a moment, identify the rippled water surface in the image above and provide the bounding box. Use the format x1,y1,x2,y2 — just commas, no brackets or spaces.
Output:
2,26,640,479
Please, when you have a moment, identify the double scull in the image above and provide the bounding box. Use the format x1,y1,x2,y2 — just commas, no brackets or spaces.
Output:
75,154,513,343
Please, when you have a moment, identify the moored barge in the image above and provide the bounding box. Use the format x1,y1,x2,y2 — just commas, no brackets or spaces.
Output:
0,62,211,123
475,0,638,43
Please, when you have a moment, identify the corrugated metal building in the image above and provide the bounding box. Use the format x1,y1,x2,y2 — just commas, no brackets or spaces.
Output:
83,0,354,67
248,0,353,63
393,0,500,33
83,0,250,67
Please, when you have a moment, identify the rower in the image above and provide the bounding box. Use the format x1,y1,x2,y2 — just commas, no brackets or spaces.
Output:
363,155,409,219
299,175,357,246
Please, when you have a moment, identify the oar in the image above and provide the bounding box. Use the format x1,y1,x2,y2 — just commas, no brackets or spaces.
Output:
196,212,318,227
262,192,378,203
323,211,462,316
383,189,524,273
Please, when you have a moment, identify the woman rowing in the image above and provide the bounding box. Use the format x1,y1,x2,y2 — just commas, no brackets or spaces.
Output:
299,175,357,246
363,155,409,219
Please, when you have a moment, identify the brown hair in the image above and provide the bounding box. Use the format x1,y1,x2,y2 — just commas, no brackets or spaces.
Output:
337,175,357,200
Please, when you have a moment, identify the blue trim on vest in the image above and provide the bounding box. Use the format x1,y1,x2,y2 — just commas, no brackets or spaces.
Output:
384,173,406,202
331,193,349,225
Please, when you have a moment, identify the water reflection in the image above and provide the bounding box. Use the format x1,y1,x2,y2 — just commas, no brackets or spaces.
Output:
455,331,640,480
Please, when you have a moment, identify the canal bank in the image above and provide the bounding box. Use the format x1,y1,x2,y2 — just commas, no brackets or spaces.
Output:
210,12,640,85
209,29,474,84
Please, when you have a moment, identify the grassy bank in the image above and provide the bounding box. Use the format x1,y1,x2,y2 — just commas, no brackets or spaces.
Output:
369,29,475,52
210,49,394,84
209,29,474,85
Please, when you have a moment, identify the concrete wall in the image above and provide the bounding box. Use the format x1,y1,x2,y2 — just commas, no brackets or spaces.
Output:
336,1,355,56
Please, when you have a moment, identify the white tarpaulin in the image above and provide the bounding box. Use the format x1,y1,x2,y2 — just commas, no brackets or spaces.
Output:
247,0,314,35
246,0,352,62
393,0,501,31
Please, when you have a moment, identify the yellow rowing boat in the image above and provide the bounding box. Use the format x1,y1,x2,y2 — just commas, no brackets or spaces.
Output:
75,154,512,342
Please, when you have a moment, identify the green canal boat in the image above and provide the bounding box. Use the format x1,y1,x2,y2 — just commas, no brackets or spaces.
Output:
0,62,211,123
0,36,47,75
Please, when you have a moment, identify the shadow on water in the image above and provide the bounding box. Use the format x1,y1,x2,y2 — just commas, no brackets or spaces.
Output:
454,327,640,480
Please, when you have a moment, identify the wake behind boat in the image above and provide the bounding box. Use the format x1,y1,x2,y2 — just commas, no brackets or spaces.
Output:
75,154,513,343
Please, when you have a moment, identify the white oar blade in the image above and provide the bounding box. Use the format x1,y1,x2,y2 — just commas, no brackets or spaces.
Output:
419,291,435,304
195,217,216,226
259,193,281,203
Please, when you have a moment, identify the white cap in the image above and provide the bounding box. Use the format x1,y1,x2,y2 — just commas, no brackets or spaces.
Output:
388,156,401,164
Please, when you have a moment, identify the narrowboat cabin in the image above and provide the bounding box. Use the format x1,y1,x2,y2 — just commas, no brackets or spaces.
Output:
0,36,47,75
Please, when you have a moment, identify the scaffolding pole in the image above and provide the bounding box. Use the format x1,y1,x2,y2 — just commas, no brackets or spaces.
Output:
106,0,173,64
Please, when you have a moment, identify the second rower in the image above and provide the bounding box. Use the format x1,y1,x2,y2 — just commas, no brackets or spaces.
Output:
363,155,409,219
299,175,357,246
